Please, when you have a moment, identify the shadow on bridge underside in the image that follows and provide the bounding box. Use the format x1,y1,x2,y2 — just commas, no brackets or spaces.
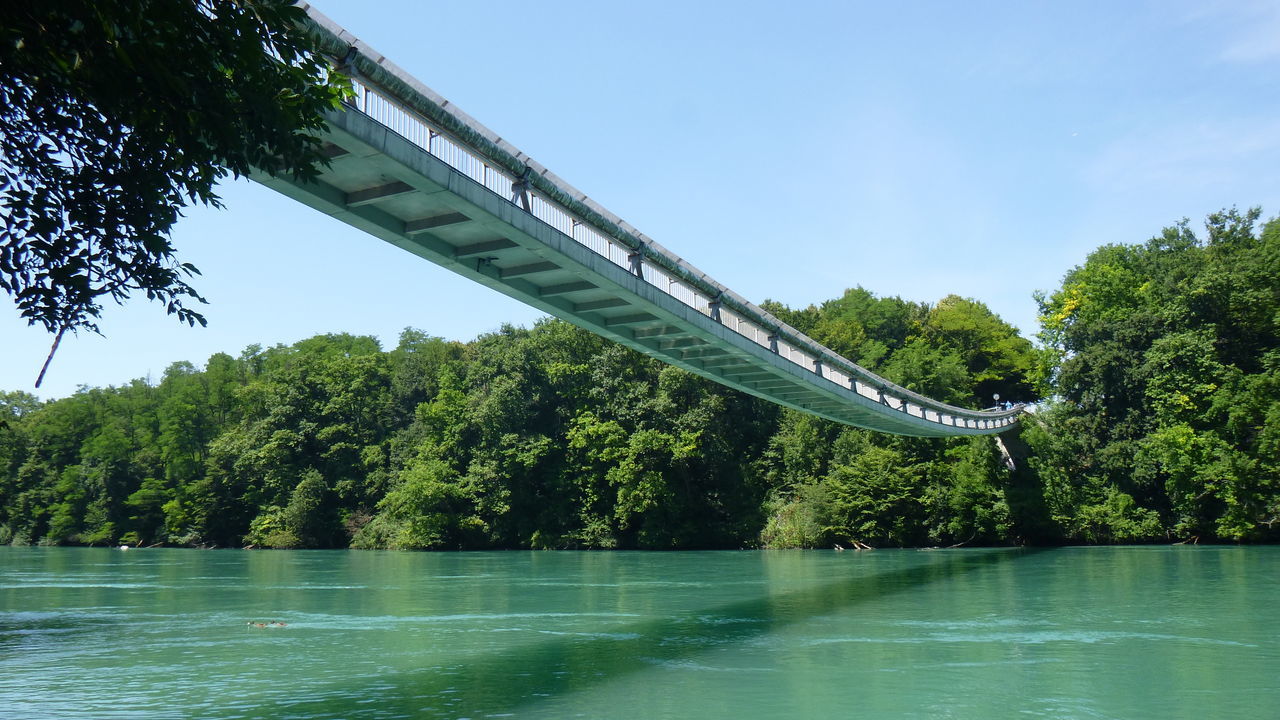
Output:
265,548,1049,719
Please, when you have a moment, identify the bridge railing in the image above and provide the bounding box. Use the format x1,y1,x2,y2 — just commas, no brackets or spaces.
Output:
302,6,1022,432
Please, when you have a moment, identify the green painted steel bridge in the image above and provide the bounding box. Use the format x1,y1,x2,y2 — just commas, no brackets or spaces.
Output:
252,5,1025,437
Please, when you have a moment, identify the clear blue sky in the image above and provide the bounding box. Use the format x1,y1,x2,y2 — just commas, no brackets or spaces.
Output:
5,0,1279,399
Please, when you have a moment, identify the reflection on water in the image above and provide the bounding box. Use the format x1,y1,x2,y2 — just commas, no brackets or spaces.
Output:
1,546,1277,719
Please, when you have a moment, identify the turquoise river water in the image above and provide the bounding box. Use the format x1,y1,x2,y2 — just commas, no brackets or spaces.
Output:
1,546,1277,719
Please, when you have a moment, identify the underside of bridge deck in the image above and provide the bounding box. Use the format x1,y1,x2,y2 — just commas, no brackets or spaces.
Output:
250,7,1025,437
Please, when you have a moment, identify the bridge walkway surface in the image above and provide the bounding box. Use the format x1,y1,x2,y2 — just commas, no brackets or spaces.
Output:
251,5,1025,438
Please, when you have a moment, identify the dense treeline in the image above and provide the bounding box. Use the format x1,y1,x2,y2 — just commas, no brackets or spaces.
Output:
1030,208,1280,542
1,209,1276,548
0,292,1039,549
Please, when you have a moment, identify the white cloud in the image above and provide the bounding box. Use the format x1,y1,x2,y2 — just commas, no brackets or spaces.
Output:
1221,9,1280,62
1084,117,1280,193
1182,0,1280,64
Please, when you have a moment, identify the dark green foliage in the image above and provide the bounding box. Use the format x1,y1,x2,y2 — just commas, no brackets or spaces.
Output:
0,294,1036,549
3,210,1272,548
353,322,778,550
0,323,774,549
0,0,346,335
756,286,1042,548
1034,208,1280,542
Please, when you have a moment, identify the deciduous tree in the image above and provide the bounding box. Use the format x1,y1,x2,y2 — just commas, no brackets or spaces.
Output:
0,0,344,369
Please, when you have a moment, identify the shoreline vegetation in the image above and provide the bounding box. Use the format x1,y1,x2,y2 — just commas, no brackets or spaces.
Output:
2,210,1277,549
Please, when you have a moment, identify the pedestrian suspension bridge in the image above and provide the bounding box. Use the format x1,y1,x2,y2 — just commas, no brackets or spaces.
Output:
253,5,1024,438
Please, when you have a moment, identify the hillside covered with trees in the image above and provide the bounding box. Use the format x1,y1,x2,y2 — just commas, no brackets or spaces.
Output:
1,210,1276,549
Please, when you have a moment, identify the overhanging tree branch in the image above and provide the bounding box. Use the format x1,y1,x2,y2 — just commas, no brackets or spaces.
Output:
0,0,347,345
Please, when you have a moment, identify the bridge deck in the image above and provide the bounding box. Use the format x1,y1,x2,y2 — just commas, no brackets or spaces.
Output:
251,6,1024,437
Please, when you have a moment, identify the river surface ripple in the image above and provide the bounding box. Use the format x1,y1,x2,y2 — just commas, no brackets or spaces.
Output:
1,546,1277,719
